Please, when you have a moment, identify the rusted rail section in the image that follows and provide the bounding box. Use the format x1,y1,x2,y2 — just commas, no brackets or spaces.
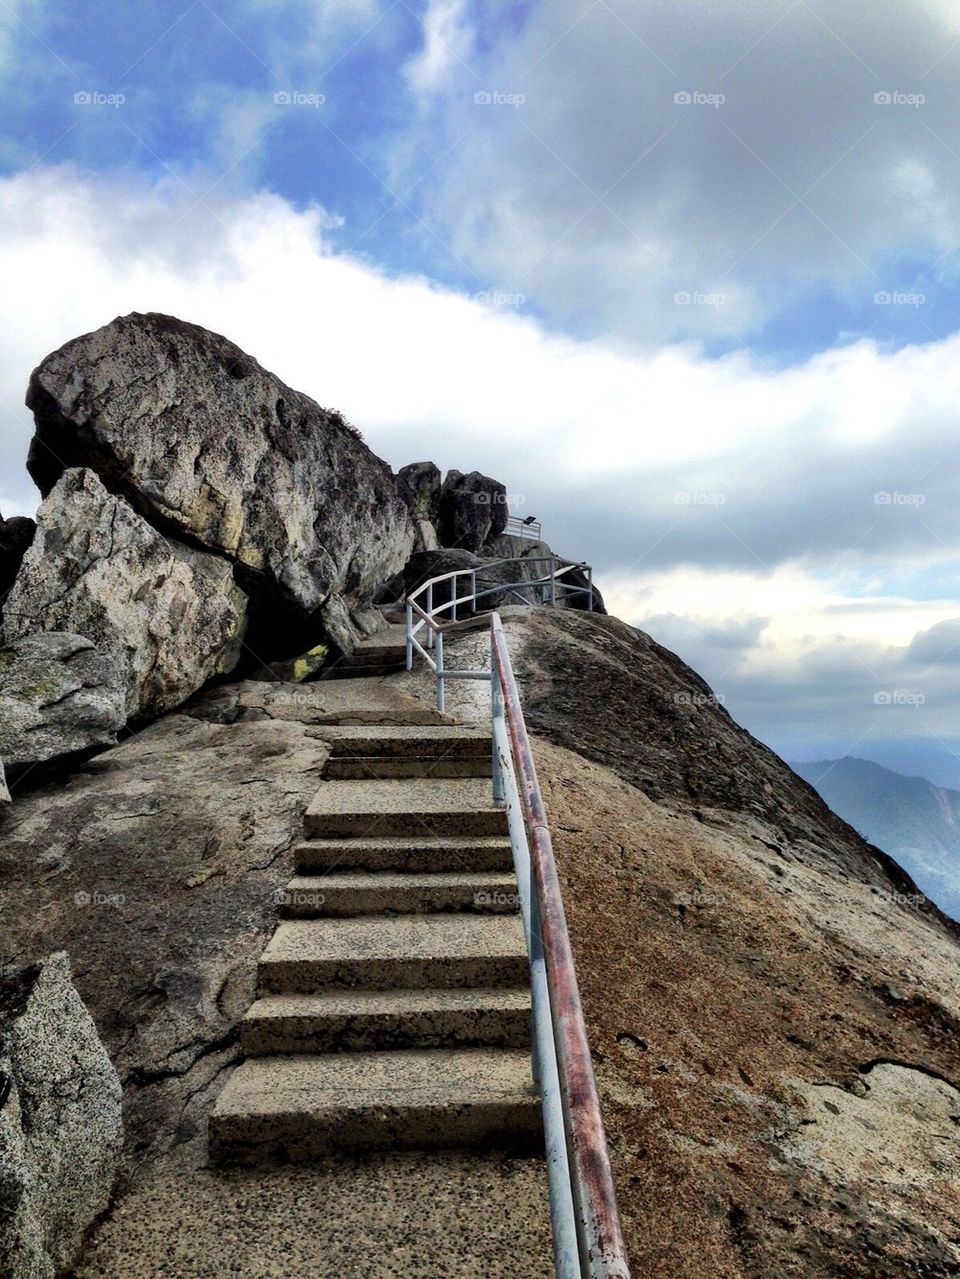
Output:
490,613,631,1278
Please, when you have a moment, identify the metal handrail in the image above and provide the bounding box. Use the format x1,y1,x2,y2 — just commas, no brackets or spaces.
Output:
490,614,630,1278
401,561,630,1276
403,555,593,710
506,514,542,540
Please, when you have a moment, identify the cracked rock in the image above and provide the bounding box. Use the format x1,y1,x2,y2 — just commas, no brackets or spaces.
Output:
25,312,415,652
0,631,126,774
0,952,122,1279
4,468,248,720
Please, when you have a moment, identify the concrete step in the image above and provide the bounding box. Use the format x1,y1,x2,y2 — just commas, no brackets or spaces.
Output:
321,726,490,777
257,914,528,994
321,726,490,756
294,835,515,874
323,662,405,680
324,756,489,779
278,871,520,916
305,778,508,838
240,988,532,1054
209,1048,542,1161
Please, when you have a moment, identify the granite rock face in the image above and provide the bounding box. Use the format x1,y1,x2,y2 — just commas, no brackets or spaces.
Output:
4,469,247,720
0,632,126,774
0,952,122,1279
396,462,441,552
438,469,508,552
26,312,415,649
0,514,35,618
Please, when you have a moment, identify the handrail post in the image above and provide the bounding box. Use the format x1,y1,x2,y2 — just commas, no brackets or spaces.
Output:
471,569,477,614
435,628,445,712
491,656,504,805
426,582,434,648
451,573,458,623
550,556,557,607
405,601,413,670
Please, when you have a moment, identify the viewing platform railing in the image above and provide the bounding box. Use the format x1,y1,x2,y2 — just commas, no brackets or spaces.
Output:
404,556,592,712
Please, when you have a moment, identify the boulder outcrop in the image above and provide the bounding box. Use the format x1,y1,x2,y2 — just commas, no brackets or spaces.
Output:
396,462,441,552
438,469,508,551
0,514,34,618
0,632,126,775
0,952,122,1279
4,469,247,720
25,312,415,652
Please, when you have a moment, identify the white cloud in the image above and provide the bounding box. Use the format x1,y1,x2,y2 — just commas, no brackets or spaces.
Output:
391,0,960,343
404,0,474,98
2,164,960,753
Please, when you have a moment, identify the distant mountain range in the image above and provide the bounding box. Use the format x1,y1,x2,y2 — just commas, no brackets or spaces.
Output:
791,756,960,921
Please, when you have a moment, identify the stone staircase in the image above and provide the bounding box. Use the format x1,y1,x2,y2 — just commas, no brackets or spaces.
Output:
209,720,541,1162
321,623,408,679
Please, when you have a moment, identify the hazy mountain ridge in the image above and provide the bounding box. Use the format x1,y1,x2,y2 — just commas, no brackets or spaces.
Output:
791,756,960,920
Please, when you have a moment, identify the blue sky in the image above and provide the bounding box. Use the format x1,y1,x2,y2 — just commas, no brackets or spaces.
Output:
3,0,960,785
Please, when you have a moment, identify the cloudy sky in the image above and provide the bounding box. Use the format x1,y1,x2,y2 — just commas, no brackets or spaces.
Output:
3,0,960,782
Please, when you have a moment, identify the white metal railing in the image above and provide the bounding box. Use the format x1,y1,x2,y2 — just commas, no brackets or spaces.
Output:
506,514,542,540
404,556,593,712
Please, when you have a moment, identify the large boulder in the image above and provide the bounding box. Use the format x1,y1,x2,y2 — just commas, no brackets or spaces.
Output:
0,515,35,618
4,469,247,720
26,312,415,651
396,462,441,552
0,952,122,1279
438,469,508,551
0,633,126,777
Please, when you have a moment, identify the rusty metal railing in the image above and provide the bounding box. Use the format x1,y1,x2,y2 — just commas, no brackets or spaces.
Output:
403,578,630,1277
490,614,631,1279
